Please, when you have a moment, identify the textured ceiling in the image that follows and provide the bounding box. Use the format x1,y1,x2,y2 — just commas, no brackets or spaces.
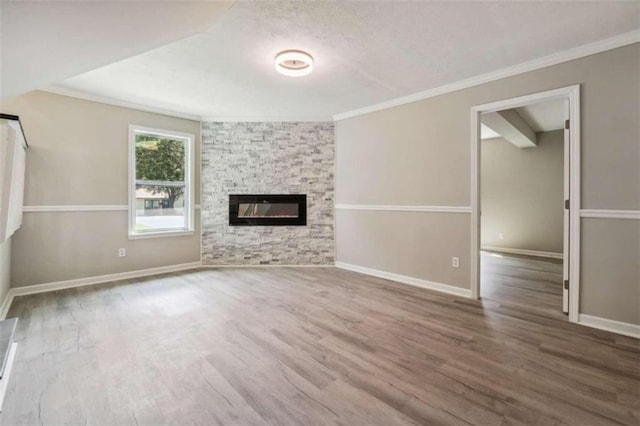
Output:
54,1,640,120
1,1,234,99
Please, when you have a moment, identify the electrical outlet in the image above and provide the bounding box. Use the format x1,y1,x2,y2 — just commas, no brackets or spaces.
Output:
118,248,126,257
452,257,460,268
498,232,504,240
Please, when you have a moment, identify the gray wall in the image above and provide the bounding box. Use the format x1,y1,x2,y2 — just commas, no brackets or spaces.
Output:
2,91,202,287
201,122,334,265
481,131,564,254
581,218,639,325
336,43,639,325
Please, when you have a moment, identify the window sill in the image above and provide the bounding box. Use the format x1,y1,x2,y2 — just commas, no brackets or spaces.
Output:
128,229,195,240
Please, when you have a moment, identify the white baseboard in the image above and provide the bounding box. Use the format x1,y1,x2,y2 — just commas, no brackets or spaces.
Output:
200,264,334,268
578,314,640,339
0,262,202,319
2,261,637,341
335,261,471,298
334,31,640,121
0,292,12,321
481,246,563,260
0,342,17,412
0,262,337,319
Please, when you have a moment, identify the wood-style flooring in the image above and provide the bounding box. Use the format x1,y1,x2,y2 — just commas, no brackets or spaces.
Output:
481,251,564,319
1,257,638,425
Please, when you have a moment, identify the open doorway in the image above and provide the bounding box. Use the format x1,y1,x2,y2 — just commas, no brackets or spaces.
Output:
481,98,566,316
470,86,580,322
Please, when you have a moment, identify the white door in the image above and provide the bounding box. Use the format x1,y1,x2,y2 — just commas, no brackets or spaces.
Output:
562,99,570,313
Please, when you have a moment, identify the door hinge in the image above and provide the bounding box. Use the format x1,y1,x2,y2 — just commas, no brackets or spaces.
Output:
565,199,569,209
565,119,570,130
564,280,569,290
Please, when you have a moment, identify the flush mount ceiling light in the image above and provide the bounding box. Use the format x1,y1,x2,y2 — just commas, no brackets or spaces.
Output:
274,50,314,77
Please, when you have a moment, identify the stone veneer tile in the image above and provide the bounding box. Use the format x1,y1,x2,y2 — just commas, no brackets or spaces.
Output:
201,122,335,265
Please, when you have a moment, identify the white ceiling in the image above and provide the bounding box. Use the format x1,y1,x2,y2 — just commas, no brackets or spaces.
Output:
516,99,566,132
481,98,566,140
42,1,640,119
0,1,234,99
481,97,567,145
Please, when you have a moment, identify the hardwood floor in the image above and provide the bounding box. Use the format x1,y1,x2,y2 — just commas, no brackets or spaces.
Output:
1,261,638,425
481,251,565,319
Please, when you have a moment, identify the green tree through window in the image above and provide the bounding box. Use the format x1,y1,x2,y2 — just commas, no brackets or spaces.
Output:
135,135,185,209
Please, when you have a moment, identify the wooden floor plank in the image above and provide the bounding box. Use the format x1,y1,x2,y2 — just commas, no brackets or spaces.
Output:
0,255,638,425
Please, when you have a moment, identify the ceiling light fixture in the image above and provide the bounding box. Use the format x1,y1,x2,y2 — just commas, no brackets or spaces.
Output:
274,50,313,77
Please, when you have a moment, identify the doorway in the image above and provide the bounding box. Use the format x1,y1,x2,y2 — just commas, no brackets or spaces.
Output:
470,85,580,322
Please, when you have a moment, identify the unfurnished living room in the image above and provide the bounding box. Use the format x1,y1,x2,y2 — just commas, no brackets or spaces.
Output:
0,1,638,425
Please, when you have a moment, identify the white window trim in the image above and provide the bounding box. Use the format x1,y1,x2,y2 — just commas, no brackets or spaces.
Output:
128,125,195,239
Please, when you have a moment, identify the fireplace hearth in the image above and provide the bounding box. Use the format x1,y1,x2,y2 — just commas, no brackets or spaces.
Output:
229,194,307,226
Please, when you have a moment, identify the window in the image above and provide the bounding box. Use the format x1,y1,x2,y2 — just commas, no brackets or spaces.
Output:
128,125,194,238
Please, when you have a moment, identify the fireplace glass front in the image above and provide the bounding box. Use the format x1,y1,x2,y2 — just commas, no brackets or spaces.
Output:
229,194,306,226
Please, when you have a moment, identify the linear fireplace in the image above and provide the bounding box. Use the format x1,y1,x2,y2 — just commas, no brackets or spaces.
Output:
229,194,307,226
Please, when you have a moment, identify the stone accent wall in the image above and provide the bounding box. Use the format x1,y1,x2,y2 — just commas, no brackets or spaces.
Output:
201,122,334,265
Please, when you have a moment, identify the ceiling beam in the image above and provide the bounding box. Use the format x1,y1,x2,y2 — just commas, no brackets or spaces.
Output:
481,109,537,148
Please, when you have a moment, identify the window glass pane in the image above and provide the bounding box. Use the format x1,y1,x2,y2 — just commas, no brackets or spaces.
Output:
135,134,185,182
135,183,186,231
238,203,299,218
130,127,192,237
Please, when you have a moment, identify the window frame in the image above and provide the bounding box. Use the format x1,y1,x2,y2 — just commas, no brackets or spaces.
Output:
128,125,195,239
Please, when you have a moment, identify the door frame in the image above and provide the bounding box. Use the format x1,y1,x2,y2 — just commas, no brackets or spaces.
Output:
470,85,581,322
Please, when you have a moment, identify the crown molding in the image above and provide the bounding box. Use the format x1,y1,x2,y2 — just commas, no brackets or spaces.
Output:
40,87,334,122
38,85,333,123
202,116,333,122
40,31,639,124
41,86,202,121
333,30,640,121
